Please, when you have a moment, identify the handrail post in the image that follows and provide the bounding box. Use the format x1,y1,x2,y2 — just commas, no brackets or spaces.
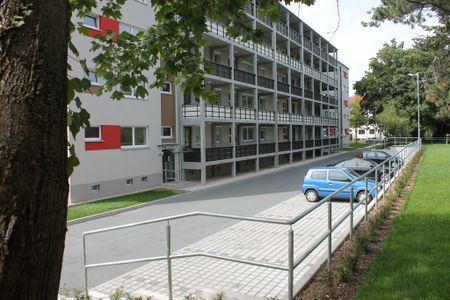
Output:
375,168,379,209
287,226,294,300
382,164,386,201
83,235,89,300
349,186,354,238
364,177,368,222
327,199,332,270
166,221,173,300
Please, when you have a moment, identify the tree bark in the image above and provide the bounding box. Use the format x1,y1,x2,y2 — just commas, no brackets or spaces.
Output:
0,0,69,299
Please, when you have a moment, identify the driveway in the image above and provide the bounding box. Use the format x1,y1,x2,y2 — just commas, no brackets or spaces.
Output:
60,151,357,290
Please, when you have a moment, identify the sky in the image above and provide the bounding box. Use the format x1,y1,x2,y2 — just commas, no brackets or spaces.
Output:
286,0,431,96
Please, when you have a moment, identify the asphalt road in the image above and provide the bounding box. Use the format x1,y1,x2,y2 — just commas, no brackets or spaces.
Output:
60,150,357,291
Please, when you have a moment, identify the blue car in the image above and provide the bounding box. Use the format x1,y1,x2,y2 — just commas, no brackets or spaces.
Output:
301,167,376,202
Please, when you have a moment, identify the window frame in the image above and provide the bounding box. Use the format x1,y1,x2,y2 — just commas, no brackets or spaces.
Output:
161,126,173,139
121,126,148,149
310,171,327,180
85,126,102,142
242,127,254,142
329,171,351,182
83,15,100,30
161,82,172,94
215,126,222,144
86,70,100,86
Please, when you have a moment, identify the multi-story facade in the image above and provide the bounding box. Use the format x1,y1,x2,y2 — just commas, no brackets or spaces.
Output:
339,63,350,146
69,0,345,203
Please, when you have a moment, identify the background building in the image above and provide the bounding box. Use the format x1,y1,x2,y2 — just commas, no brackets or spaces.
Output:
339,63,350,146
69,0,346,202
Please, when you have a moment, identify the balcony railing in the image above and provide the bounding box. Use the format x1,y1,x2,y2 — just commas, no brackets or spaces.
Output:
259,142,276,154
305,140,314,148
236,144,257,158
277,81,290,93
208,61,232,79
277,112,290,122
255,43,273,57
257,75,274,89
275,21,288,36
276,51,289,65
291,114,302,123
303,38,312,51
323,139,330,146
235,69,255,85
256,12,272,27
278,141,291,152
313,44,321,56
205,104,233,119
304,89,313,99
258,110,275,122
206,146,233,161
184,148,200,162
235,106,256,120
289,28,302,45
315,139,322,147
289,58,302,71
292,140,303,150
291,86,302,96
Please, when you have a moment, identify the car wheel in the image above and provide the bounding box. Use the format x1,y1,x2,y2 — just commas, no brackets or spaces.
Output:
356,191,372,203
305,189,319,202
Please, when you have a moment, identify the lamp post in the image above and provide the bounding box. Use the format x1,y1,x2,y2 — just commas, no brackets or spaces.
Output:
408,72,420,144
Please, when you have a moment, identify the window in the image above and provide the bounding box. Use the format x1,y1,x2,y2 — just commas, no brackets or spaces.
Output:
329,171,350,182
83,15,99,30
260,127,266,141
91,184,100,192
241,95,253,109
194,127,200,143
358,129,365,135
369,129,375,134
215,126,222,144
134,0,148,4
162,126,172,139
121,127,147,148
141,176,148,183
126,179,133,185
242,127,254,141
119,23,142,35
310,171,326,180
85,126,101,141
162,82,172,94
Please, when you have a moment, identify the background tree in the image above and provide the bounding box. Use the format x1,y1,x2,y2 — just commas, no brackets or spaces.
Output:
0,0,317,298
349,96,368,142
376,102,411,137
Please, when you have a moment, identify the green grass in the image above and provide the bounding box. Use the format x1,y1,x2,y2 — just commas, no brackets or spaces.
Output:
68,190,177,221
341,142,370,151
354,145,450,299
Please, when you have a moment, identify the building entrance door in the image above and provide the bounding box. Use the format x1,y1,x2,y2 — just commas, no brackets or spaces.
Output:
162,150,175,183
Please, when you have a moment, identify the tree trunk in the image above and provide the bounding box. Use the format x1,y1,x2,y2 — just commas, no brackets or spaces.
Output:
0,0,69,299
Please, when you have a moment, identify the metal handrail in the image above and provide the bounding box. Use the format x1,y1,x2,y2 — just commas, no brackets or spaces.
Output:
83,139,420,299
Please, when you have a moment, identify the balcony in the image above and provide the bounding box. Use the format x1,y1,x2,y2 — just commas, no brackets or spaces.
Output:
277,112,290,123
205,104,233,119
321,50,328,60
313,92,321,101
257,75,274,89
289,28,302,44
258,110,276,122
277,81,290,93
292,140,303,150
206,146,233,161
256,12,272,27
323,139,330,146
208,61,232,79
304,89,313,99
305,140,314,148
259,142,276,154
315,139,322,147
236,144,257,157
313,44,321,56
255,43,273,58
184,148,200,162
303,38,312,51
235,107,256,120
276,51,289,65
291,86,302,96
291,114,302,123
235,69,255,85
275,21,288,36
278,141,291,152
289,58,302,71
321,94,329,102
330,138,338,145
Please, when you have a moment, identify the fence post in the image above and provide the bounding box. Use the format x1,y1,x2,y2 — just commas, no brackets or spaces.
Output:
83,235,89,300
364,177,368,222
166,221,173,300
349,186,354,238
382,164,386,201
288,226,294,300
327,198,332,270
375,169,379,209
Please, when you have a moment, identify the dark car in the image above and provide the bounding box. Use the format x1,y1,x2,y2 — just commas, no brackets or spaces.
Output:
357,150,401,165
333,158,383,179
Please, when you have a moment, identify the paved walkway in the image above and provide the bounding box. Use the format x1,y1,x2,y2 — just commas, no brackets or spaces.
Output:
89,192,377,299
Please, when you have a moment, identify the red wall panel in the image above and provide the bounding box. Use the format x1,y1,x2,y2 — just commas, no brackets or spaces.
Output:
87,16,119,38
85,125,121,151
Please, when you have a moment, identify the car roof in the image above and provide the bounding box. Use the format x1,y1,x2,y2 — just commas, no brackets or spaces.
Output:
308,166,348,171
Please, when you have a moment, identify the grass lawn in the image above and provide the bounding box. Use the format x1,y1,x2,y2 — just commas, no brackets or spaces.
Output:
354,145,450,299
68,189,177,221
341,142,370,151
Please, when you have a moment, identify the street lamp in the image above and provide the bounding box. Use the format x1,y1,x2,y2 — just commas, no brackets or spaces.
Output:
408,72,420,144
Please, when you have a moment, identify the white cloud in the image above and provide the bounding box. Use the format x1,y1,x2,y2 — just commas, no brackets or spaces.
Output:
286,0,430,95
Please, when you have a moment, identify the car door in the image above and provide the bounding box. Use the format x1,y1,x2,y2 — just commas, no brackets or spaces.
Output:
326,170,352,199
309,170,329,197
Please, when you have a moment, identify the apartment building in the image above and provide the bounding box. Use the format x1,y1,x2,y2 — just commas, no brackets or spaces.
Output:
68,0,347,202
339,63,350,146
